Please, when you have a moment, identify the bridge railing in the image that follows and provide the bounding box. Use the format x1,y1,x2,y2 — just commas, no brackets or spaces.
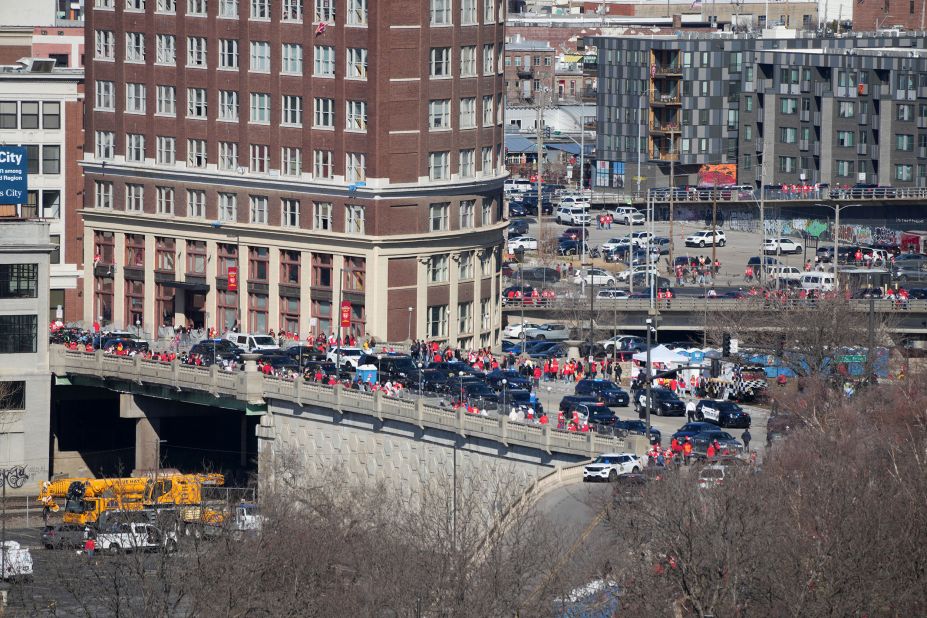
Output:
590,185,927,206
502,297,927,312
50,347,633,459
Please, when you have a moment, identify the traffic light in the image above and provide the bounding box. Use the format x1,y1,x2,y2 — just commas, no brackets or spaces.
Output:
722,333,731,357
544,126,551,139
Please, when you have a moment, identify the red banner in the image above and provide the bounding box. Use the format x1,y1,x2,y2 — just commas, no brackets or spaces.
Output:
340,300,351,328
227,266,238,292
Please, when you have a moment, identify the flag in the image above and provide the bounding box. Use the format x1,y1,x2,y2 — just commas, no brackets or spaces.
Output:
315,22,327,35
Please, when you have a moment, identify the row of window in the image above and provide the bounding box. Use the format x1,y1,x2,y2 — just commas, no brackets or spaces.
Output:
94,131,500,181
426,301,495,339
427,96,500,129
95,0,366,24
773,154,927,182
427,251,493,284
93,182,497,230
0,101,61,130
429,0,498,25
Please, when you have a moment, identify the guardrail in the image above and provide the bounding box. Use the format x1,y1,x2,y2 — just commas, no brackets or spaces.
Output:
501,297,927,312
580,186,927,206
50,347,634,460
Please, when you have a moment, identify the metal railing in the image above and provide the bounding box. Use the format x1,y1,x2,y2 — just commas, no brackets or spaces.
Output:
500,297,927,313
50,347,636,459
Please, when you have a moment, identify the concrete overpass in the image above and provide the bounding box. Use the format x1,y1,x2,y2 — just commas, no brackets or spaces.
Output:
49,347,644,501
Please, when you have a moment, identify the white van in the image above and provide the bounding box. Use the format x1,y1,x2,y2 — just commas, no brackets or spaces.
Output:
504,179,533,194
799,272,836,292
226,332,281,352
768,265,802,285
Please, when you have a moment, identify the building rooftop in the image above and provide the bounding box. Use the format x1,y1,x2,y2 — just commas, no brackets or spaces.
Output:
506,39,555,52
0,57,82,76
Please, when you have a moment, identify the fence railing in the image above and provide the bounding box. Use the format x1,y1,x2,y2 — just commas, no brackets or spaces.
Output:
50,347,638,459
500,297,927,312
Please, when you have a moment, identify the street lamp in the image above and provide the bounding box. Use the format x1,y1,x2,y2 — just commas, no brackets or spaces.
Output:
417,362,423,399
814,202,864,288
644,317,657,443
0,466,28,579
458,371,466,407
135,318,141,339
407,307,414,341
501,378,508,415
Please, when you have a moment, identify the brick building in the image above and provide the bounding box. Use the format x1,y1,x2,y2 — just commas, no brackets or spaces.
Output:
503,37,555,103
83,0,507,347
854,0,926,30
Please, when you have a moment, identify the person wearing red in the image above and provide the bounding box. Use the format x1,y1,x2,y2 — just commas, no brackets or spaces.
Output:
706,443,716,458
538,413,549,425
682,438,693,464
533,365,542,387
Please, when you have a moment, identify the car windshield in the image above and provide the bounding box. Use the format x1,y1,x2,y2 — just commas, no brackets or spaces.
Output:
713,401,743,412
593,456,620,465
252,336,276,346
700,469,724,479
654,390,679,400
385,357,417,372
337,349,362,356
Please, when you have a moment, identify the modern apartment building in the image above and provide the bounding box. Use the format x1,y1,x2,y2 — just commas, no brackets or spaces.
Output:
592,32,927,191
83,0,507,348
0,59,85,323
0,220,53,491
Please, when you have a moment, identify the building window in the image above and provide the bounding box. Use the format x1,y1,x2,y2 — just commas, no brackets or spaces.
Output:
428,255,449,282
187,36,207,67
187,87,208,119
282,198,300,227
126,184,144,212
314,202,332,230
188,0,207,14
483,44,494,76
153,187,172,217
94,277,114,323
42,145,61,174
314,0,335,21
482,95,493,127
187,189,206,218
430,48,451,77
777,156,797,174
248,293,269,333
427,305,448,338
95,181,113,209
95,131,114,159
187,139,207,167
345,204,365,234
282,147,302,176
280,249,300,285
314,45,335,76
459,97,476,128
219,90,239,121
219,0,238,17
431,0,451,25
250,41,271,72
0,315,37,354
461,46,476,76
346,48,367,79
346,100,367,131
249,144,269,173
482,147,493,175
95,30,115,60
780,127,798,144
282,95,303,126
459,252,474,280
780,98,797,115
429,151,450,180
249,246,269,282
836,160,855,178
458,302,473,334
897,104,913,121
219,192,238,221
157,85,176,115
345,152,366,182
429,99,451,130
126,32,146,62
0,382,25,410
216,290,238,332
314,150,334,178
218,243,238,275
156,136,176,165
314,97,334,127
283,0,303,20
0,264,38,299
895,164,914,181
897,134,914,151
249,195,269,224
156,237,176,273
250,92,270,123
481,198,492,225
347,0,367,25
95,81,115,110
838,101,856,118
483,0,494,21
156,34,176,64
251,0,270,19
459,149,475,177
343,256,365,291
312,253,332,288
459,200,474,228
220,39,239,69
430,203,449,231
125,280,145,328
126,134,145,162
461,0,476,23
282,43,303,74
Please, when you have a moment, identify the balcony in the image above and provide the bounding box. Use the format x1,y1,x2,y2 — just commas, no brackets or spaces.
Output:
650,150,679,162
800,80,811,93
812,111,822,126
516,66,533,78
650,121,681,133
799,139,809,151
859,113,868,125
814,82,832,97
800,109,810,122
918,116,927,129
812,142,821,156
857,143,868,155
651,93,681,106
653,64,682,77
870,145,880,158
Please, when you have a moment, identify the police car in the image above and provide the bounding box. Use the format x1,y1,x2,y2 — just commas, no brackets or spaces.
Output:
694,399,752,428
583,453,643,482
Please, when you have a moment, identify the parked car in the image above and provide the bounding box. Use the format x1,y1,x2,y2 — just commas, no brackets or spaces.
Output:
617,265,658,283
635,388,685,417
601,237,634,252
612,419,662,443
484,369,532,391
557,239,581,256
559,395,610,418
527,343,567,359
95,523,178,554
685,229,727,248
746,256,780,269
694,400,752,428
503,321,540,339
357,353,422,386
672,421,718,442
325,346,364,369
226,332,280,353
763,238,803,254
629,231,654,247
573,268,617,286
507,236,538,252
519,267,561,285
596,288,631,300
597,335,646,353
690,430,743,453
508,219,530,236
650,237,671,255
555,206,591,225
853,287,885,299
283,345,328,366
559,195,591,208
583,453,644,482
560,227,590,241
42,524,89,550
523,323,570,341
575,379,629,407
507,202,528,218
609,207,644,225
697,464,727,489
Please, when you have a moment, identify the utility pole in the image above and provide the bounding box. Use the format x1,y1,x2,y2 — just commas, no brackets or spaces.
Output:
711,187,718,267
758,155,766,286
535,90,545,225
669,144,675,270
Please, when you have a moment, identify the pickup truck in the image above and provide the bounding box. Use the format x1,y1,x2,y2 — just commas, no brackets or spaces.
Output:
95,522,178,554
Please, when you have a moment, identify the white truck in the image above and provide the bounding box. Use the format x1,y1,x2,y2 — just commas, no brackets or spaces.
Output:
94,522,178,554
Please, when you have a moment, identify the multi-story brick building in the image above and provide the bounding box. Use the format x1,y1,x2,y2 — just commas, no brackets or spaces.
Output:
593,32,927,191
83,0,507,348
503,37,555,103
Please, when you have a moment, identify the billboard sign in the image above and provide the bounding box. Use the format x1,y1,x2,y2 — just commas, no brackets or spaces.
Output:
340,301,352,328
0,146,28,205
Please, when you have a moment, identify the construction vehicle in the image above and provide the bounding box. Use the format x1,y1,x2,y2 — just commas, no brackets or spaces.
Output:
38,477,148,526
143,472,224,508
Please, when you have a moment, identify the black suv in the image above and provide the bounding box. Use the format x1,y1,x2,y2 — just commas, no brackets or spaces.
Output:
358,353,422,386
574,379,629,407
613,419,662,444
558,395,611,419
189,338,240,362
695,399,751,428
634,388,686,417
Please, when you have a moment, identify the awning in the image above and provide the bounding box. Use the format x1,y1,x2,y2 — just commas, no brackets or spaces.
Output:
505,135,543,154
546,143,595,156
562,54,583,63
159,280,210,293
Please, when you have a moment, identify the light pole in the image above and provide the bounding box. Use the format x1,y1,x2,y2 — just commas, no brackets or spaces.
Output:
814,202,864,288
135,318,141,340
458,371,466,407
501,378,508,415
417,362,423,399
0,466,28,579
407,307,414,341
644,318,654,443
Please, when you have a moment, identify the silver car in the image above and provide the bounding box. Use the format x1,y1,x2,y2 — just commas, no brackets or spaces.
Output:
523,323,570,341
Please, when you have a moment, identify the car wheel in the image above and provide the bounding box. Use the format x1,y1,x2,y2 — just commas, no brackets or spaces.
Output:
166,539,178,553
632,466,640,474
718,240,726,247
108,544,121,555
555,217,562,224
699,240,706,248
608,470,618,482
795,246,803,254
536,335,546,340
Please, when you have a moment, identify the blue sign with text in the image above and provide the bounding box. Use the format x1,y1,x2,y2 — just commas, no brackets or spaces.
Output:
0,146,27,205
